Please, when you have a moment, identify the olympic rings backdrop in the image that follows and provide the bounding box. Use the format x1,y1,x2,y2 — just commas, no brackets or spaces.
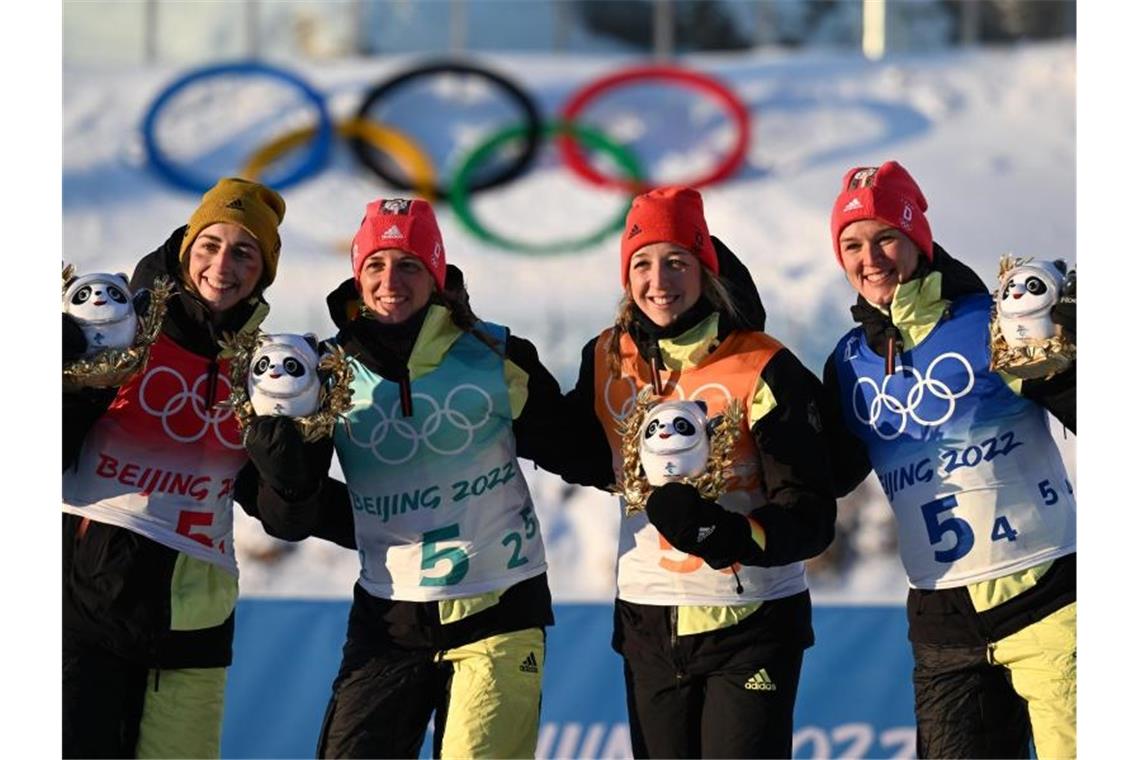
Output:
141,58,752,254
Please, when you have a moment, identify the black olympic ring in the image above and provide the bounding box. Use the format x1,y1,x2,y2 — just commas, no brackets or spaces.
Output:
349,60,543,201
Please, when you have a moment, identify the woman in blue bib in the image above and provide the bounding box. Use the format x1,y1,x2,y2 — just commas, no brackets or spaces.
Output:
820,161,1076,759
244,198,600,758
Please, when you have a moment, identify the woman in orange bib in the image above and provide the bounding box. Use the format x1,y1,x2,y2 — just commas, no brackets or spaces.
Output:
563,186,837,758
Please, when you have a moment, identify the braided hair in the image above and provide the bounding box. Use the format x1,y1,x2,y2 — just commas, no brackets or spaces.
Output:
435,264,503,355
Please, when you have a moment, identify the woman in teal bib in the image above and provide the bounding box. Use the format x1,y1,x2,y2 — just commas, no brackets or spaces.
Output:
244,198,610,758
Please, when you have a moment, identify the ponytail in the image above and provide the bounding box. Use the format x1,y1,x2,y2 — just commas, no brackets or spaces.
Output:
436,267,503,355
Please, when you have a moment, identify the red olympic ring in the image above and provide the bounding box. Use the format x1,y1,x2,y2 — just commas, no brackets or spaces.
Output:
557,65,751,192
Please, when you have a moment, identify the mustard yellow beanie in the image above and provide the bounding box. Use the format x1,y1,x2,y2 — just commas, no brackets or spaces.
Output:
179,178,287,286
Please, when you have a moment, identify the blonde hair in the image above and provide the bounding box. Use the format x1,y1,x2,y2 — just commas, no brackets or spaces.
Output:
605,267,741,377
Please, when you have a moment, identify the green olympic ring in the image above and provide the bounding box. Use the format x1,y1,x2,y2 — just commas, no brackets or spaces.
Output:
450,121,644,256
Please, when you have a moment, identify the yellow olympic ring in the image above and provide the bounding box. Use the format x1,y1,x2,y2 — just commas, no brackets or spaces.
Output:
240,117,437,202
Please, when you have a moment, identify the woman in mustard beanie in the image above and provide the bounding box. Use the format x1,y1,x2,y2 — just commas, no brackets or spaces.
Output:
62,177,286,758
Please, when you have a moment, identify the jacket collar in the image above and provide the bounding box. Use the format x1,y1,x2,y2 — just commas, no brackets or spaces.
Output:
337,303,462,382
849,242,988,357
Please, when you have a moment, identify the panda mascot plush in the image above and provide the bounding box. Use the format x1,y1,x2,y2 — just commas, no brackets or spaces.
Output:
997,258,1067,346
246,333,322,418
62,272,138,357
990,255,1076,379
615,390,744,514
638,400,713,486
62,265,172,391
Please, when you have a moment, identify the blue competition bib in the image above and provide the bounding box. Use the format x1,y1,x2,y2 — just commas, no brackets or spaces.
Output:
832,295,1075,588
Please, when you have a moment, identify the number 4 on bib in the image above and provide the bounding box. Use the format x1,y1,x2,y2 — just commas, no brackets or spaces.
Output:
991,516,1018,542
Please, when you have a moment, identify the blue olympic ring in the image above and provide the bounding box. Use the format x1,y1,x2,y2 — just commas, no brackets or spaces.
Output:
141,60,335,194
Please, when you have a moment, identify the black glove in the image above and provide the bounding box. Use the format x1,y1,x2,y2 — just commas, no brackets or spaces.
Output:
645,482,764,569
1052,268,1075,339
132,288,152,320
242,415,334,501
63,313,87,364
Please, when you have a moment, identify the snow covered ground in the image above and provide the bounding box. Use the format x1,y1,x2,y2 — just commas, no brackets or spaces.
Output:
62,41,1075,603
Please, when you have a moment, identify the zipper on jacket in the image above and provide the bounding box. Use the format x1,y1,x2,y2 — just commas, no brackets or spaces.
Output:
669,606,683,687
649,355,664,396
730,565,744,594
398,374,414,417
205,359,219,410
202,317,220,410
153,668,161,692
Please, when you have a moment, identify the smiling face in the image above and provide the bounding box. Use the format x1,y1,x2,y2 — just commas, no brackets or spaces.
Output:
186,222,264,313
627,242,703,327
357,249,435,324
838,219,922,307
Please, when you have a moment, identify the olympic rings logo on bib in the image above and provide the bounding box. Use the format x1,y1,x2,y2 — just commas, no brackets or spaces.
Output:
137,366,243,450
345,384,494,464
603,376,640,421
141,60,751,255
852,353,974,440
603,375,734,423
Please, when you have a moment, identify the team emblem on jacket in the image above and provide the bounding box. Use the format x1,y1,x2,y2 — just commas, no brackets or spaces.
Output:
247,333,322,417
638,400,712,486
63,272,138,356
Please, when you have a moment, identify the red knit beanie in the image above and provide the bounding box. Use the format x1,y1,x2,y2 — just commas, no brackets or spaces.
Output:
830,161,933,263
351,198,446,291
620,185,718,288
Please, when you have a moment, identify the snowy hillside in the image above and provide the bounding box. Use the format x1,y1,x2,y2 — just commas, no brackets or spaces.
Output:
62,42,1076,602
